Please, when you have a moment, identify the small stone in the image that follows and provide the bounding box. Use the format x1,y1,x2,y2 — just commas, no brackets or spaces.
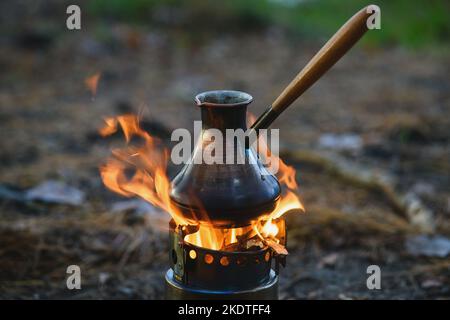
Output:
99,272,111,285
338,293,352,300
405,235,450,258
421,279,442,289
319,253,339,268
25,180,85,206
318,133,363,151
412,182,435,197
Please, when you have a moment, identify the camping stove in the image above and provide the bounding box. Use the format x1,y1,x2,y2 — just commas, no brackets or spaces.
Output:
165,219,286,299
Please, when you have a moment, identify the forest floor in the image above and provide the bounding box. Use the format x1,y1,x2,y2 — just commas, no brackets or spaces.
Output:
1,20,449,299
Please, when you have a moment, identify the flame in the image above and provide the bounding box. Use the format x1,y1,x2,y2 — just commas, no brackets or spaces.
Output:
100,113,304,251
184,225,254,251
278,162,298,189
248,111,305,239
261,190,304,239
99,114,188,226
99,117,118,137
85,72,101,96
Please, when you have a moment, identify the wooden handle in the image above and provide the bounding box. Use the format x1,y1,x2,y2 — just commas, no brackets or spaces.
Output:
271,6,372,113
250,6,374,133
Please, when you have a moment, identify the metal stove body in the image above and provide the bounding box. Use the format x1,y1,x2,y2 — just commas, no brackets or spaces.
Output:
165,220,286,299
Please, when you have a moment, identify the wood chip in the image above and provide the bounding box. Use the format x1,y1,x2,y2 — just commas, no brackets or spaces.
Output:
265,238,288,255
245,238,264,250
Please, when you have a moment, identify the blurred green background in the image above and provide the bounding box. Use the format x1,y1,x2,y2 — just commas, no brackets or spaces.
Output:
86,0,450,48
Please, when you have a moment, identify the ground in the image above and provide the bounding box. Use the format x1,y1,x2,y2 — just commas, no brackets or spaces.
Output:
0,3,449,299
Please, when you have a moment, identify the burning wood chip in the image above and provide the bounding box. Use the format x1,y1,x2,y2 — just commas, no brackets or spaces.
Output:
222,236,264,252
245,238,265,250
222,242,241,252
264,238,288,256
180,224,200,236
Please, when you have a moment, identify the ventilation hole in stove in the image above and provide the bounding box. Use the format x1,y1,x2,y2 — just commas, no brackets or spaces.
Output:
204,254,214,264
220,256,230,266
236,257,246,266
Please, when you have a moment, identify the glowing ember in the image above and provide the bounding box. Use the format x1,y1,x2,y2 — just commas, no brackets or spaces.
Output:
99,114,304,251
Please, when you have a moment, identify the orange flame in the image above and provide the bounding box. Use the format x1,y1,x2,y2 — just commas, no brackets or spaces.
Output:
99,114,189,226
247,111,305,239
100,114,304,250
85,72,101,96
184,225,254,251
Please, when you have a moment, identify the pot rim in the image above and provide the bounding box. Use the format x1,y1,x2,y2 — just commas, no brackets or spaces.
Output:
195,90,253,108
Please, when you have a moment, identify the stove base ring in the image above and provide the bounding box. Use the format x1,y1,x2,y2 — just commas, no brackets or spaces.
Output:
165,269,278,300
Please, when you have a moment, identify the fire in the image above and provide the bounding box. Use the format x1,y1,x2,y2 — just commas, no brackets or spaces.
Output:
184,225,254,251
99,114,189,226
85,72,101,96
99,114,304,251
250,112,305,240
